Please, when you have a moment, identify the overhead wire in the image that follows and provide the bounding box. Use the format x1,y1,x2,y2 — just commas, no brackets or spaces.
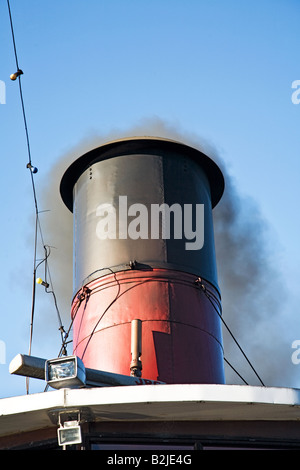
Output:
223,358,248,385
196,279,265,386
40,245,68,347
80,269,121,360
6,0,67,393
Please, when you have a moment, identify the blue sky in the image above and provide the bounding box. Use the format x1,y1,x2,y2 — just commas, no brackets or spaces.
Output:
0,0,299,397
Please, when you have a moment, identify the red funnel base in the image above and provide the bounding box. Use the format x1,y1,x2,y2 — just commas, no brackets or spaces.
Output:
71,269,225,384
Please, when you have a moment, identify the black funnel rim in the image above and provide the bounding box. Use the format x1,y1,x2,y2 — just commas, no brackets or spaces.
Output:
60,136,225,212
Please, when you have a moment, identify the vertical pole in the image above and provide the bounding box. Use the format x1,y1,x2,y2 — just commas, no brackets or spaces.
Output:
130,319,142,377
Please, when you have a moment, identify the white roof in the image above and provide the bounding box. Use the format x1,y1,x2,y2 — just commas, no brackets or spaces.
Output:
1,383,300,438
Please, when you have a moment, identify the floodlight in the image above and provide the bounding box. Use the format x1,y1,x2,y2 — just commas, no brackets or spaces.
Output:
57,420,82,447
45,355,86,389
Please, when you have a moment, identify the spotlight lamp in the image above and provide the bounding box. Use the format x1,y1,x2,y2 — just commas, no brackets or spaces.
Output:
57,411,83,447
45,356,86,389
57,419,82,447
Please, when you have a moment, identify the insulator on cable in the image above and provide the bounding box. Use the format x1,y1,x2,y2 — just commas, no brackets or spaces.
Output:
36,277,49,288
10,69,23,81
26,163,38,174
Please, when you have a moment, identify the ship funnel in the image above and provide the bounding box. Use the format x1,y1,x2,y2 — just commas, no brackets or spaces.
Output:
60,137,225,384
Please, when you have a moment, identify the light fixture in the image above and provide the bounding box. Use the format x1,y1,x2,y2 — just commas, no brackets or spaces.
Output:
27,162,38,174
36,277,49,288
45,355,86,389
10,69,23,81
57,417,82,447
